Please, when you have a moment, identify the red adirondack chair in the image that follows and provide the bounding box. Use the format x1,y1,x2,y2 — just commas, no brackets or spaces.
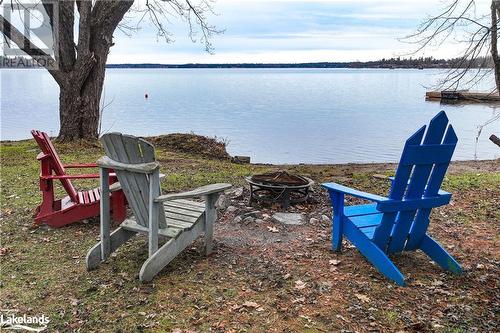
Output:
31,130,127,227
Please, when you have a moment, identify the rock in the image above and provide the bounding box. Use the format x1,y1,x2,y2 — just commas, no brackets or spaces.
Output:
309,217,319,224
231,156,250,164
373,173,388,180
273,213,304,225
255,219,264,224
233,216,242,223
226,206,237,213
243,216,254,224
216,194,228,210
321,214,331,223
227,187,244,199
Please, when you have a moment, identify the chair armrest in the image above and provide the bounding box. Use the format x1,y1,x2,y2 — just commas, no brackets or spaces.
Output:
322,182,388,202
155,183,232,202
42,174,100,180
41,172,118,180
64,163,98,168
97,156,159,174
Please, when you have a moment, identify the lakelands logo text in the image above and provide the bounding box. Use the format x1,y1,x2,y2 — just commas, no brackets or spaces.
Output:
0,312,49,332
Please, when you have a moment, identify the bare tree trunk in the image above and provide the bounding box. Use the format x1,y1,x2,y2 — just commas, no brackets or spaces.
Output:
491,1,500,93
58,46,109,141
56,0,133,141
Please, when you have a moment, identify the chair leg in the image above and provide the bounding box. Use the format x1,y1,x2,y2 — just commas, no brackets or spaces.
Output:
344,220,406,286
86,227,136,270
329,191,344,252
419,235,462,275
204,193,218,255
139,221,204,282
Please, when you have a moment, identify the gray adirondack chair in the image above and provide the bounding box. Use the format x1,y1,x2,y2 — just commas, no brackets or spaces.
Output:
86,133,231,281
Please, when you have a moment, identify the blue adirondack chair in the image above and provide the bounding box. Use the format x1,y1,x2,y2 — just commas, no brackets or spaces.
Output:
322,111,462,286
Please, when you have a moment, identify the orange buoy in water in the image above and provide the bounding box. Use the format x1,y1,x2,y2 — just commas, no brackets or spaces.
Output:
145,93,149,99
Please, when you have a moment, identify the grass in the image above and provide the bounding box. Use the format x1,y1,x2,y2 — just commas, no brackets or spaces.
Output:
0,138,499,332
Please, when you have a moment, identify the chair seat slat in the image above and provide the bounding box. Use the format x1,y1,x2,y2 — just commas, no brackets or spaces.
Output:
175,198,206,208
165,205,205,218
93,188,100,201
344,204,379,217
121,219,183,239
165,211,199,223
348,214,382,228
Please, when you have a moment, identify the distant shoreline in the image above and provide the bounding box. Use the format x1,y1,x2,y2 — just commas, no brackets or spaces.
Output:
2,55,489,69
105,63,449,69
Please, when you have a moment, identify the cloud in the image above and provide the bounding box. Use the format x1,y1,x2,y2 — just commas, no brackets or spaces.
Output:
108,0,488,63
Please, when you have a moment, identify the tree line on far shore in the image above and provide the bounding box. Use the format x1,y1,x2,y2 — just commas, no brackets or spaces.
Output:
1,55,494,70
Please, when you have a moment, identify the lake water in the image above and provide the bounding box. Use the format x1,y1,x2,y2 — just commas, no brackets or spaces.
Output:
1,68,499,164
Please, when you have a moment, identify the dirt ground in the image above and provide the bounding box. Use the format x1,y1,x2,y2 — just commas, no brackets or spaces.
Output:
0,139,499,332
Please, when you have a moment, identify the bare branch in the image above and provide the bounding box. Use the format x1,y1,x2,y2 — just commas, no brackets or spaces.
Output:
405,0,500,92
136,0,223,53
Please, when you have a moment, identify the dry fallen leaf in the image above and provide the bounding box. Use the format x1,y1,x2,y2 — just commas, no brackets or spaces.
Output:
431,280,444,286
267,226,279,233
0,247,11,256
243,301,259,308
293,297,305,304
355,293,370,303
329,259,341,266
295,280,307,290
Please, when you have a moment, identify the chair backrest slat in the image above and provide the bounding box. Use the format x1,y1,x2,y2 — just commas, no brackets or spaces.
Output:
100,133,166,228
372,111,457,253
405,125,458,250
372,126,425,249
399,144,455,165
386,111,449,253
31,130,79,202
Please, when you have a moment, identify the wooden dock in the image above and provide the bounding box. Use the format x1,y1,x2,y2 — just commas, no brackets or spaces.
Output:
426,91,500,102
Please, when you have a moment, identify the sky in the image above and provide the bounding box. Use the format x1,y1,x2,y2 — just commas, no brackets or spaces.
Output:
20,0,497,64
